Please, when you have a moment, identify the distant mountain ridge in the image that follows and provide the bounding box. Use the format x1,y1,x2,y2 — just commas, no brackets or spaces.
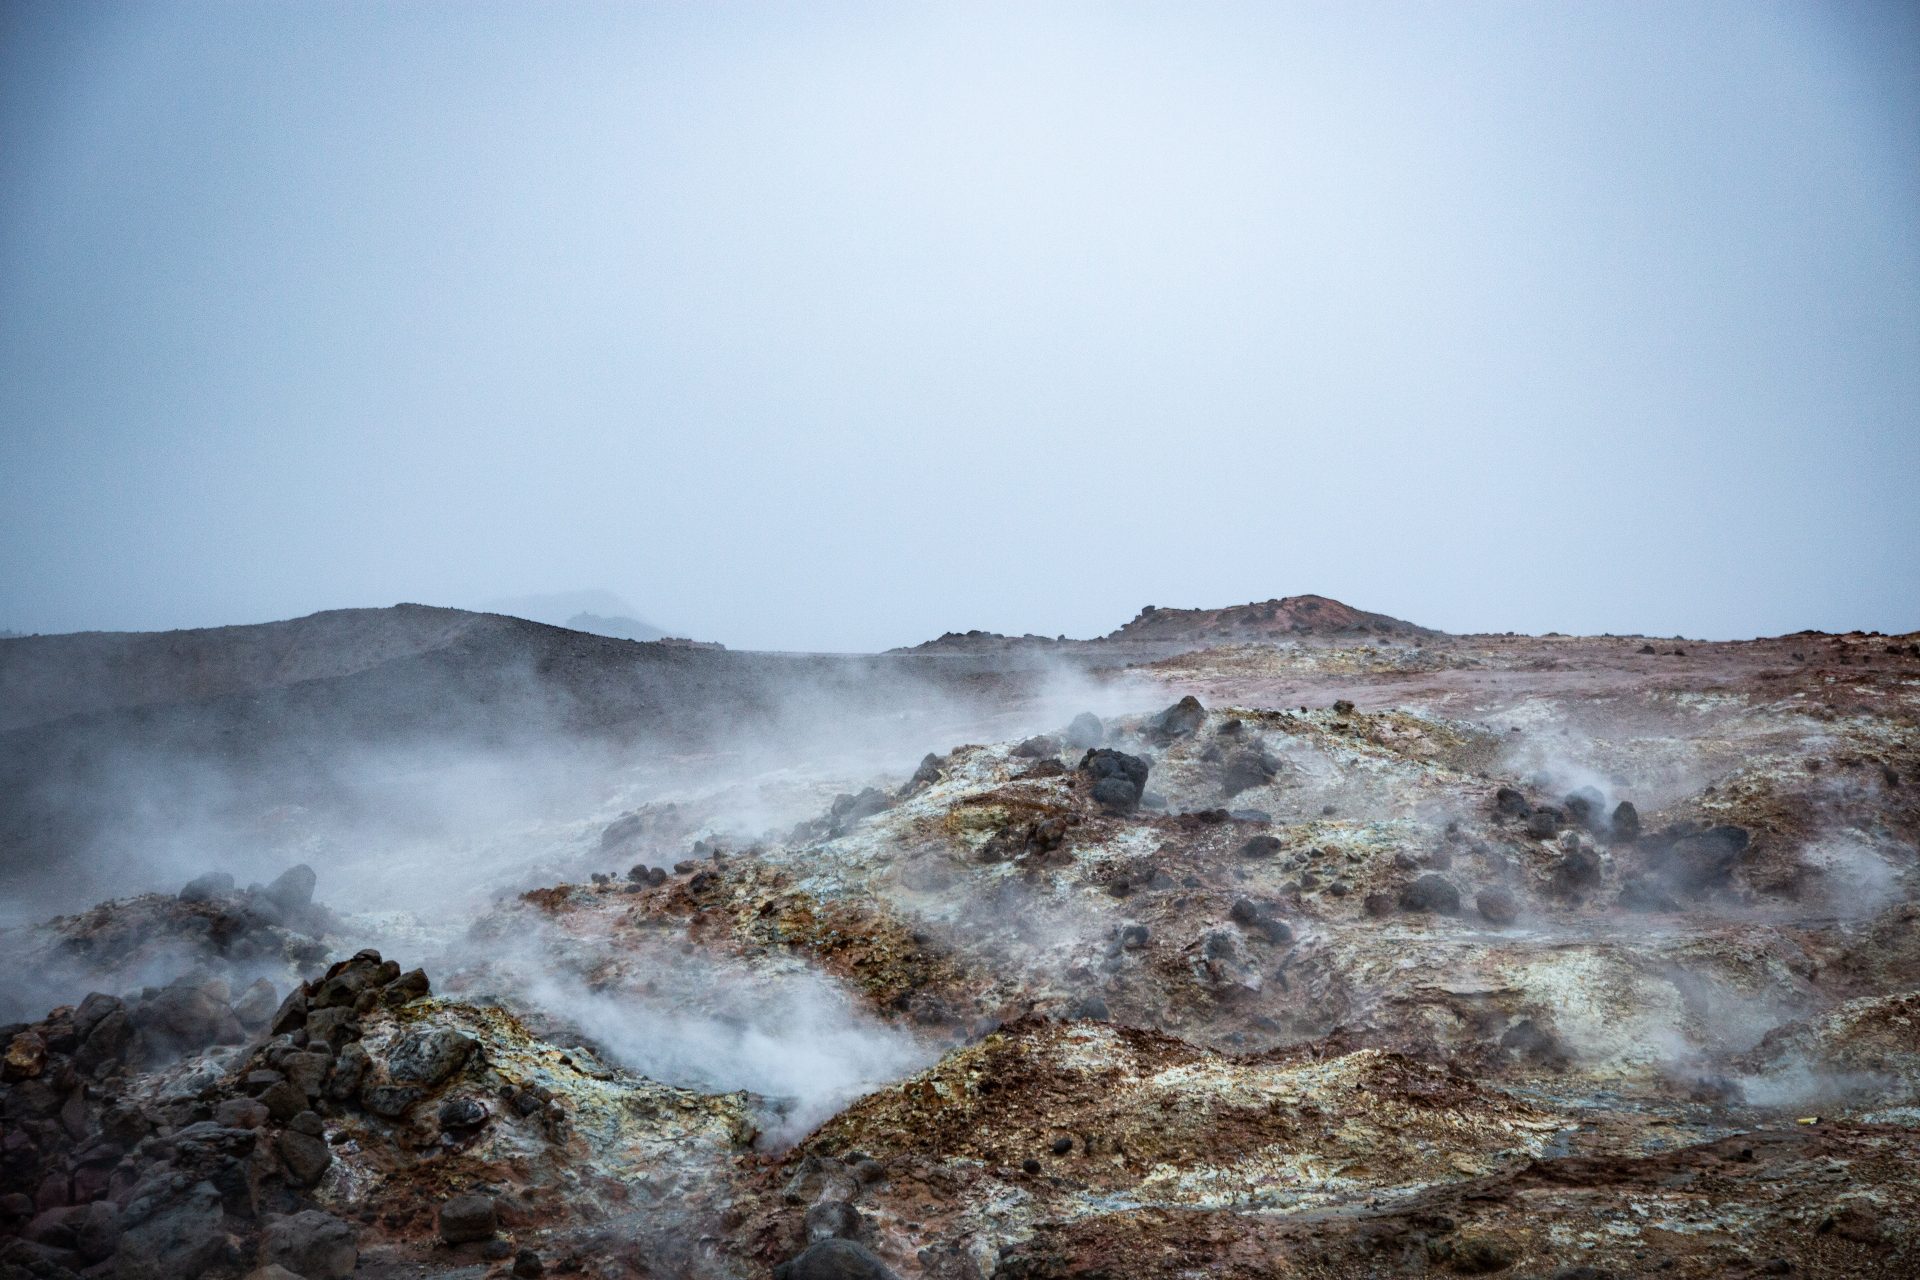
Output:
0,604,704,734
0,604,488,733
564,612,668,643
895,594,1435,653
1109,594,1435,642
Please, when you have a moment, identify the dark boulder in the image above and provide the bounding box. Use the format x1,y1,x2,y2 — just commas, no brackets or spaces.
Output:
1493,788,1532,818
263,864,317,912
437,1193,497,1244
1550,846,1604,896
231,979,278,1030
438,1097,488,1131
827,788,893,836
1236,834,1282,859
178,872,235,903
384,968,431,1004
1079,749,1150,814
1147,696,1206,742
1525,806,1565,840
774,1239,902,1280
385,1027,477,1087
116,1179,230,1279
1221,751,1279,797
1618,875,1680,913
1608,801,1641,844
1400,873,1461,914
905,754,943,791
1063,713,1105,750
1649,824,1751,896
1476,886,1518,924
1011,735,1060,758
261,1209,358,1279
804,1199,865,1242
1562,787,1606,831
325,1043,369,1100
135,980,244,1060
1071,994,1111,1021
276,1128,330,1186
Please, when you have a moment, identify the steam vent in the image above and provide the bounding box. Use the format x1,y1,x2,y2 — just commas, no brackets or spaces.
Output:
0,602,1915,1278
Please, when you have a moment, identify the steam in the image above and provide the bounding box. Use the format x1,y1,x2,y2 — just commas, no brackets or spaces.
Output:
449,918,937,1146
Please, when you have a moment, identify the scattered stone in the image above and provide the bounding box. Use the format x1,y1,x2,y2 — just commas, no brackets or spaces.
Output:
214,1098,269,1129
438,1097,488,1131
1476,886,1518,925
264,863,317,911
258,1079,307,1123
1562,787,1606,831
1237,834,1282,859
1063,713,1105,749
247,1267,306,1280
774,1238,902,1280
1332,699,1355,714
326,1042,371,1100
4,1030,47,1081
231,979,278,1030
260,1209,357,1279
1148,695,1207,741
905,754,944,791
1551,846,1603,896
1079,749,1150,814
178,871,235,902
1648,824,1751,896
1525,806,1564,840
1618,874,1681,913
118,1179,228,1279
1221,750,1280,797
1400,873,1461,914
385,1027,477,1087
1494,788,1532,817
384,968,431,1004
1608,800,1641,844
514,1248,546,1277
804,1198,865,1241
276,1128,331,1186
437,1193,497,1244
1071,995,1110,1021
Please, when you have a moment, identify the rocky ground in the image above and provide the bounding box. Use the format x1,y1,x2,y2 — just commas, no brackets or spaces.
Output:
4,621,1918,1278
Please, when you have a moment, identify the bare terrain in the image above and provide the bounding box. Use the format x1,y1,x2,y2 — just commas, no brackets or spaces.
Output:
3,601,1918,1279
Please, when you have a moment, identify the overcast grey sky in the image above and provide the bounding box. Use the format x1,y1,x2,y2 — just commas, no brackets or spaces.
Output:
2,2,1916,650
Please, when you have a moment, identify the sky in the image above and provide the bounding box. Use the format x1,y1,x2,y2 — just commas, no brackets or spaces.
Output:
2,1,1916,651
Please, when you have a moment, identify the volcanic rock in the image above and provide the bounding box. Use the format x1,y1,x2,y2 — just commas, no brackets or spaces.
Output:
1063,713,1104,749
1477,886,1518,924
437,1193,497,1244
1079,748,1150,814
1400,873,1461,914
263,863,317,912
774,1238,902,1280
384,1027,477,1087
178,872,235,903
261,1209,357,1279
1147,695,1206,742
